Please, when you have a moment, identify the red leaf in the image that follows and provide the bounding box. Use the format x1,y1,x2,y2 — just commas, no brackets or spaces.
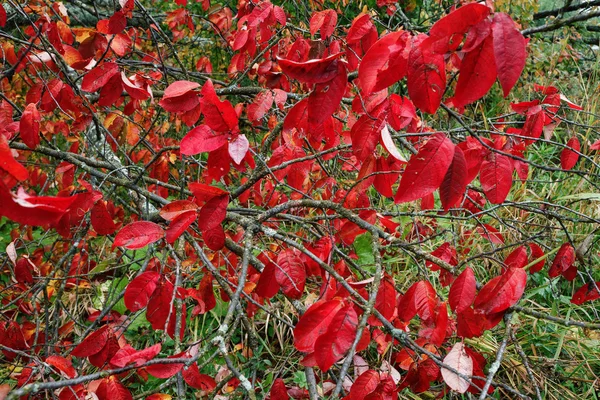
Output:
145,354,185,379
200,80,238,132
440,146,468,210
81,62,120,93
380,125,407,163
124,272,160,312
449,267,476,313
0,4,6,27
247,90,274,122
113,221,164,249
46,355,76,378
166,211,196,244
308,62,347,126
347,370,380,399
0,134,28,181
146,280,175,331
427,3,491,54
310,10,337,40
397,281,438,322
358,30,410,95
451,35,496,108
480,153,513,204
277,52,343,84
182,363,216,392
294,298,344,352
560,137,580,170
314,303,358,371
197,194,228,232
528,243,545,273
159,200,198,221
189,183,228,204
407,37,446,114
504,246,528,269
474,267,527,314
492,13,527,97
548,243,575,278
270,378,290,400
20,103,41,149
571,282,600,305
351,115,385,162
71,325,110,357
368,277,397,326
96,377,132,400
203,225,225,250
255,261,280,299
91,201,116,235
163,80,200,99
110,343,161,368
395,133,455,203
274,249,306,299
180,125,228,156
0,182,76,226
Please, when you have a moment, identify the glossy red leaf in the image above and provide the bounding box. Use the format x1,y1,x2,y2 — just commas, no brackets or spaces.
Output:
347,370,380,399
20,103,41,149
427,3,491,54
247,90,274,122
110,343,161,368
96,377,132,400
145,354,185,379
358,30,410,95
528,243,545,273
146,280,174,331
277,52,343,84
189,182,228,204
310,9,337,40
449,267,476,313
203,225,225,250
113,221,164,249
492,13,527,97
504,246,528,269
81,62,120,92
182,363,216,392
474,267,527,314
71,325,110,357
180,125,228,156
368,277,397,326
294,298,344,352
397,280,438,322
571,282,600,305
255,261,280,299
548,243,575,278
163,80,200,99
0,182,76,226
407,37,446,114
314,303,358,371
159,200,198,221
274,249,306,299
308,62,347,127
0,135,28,181
480,153,513,204
440,146,468,210
165,211,196,244
124,271,160,312
200,80,238,132
197,193,228,232
395,133,455,203
46,355,76,378
560,137,580,170
380,125,407,163
351,115,385,162
270,378,290,400
451,35,496,108
91,201,116,235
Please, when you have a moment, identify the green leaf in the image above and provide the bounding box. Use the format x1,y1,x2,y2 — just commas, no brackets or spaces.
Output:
354,233,374,267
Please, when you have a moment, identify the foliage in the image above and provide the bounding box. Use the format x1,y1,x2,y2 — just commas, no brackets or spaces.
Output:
0,0,600,399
